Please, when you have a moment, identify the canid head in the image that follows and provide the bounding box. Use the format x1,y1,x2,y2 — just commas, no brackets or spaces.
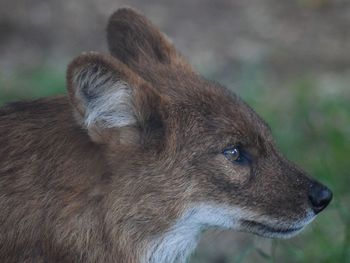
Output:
66,8,332,262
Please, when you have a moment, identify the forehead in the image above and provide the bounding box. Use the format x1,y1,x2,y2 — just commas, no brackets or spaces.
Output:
141,66,273,147
174,78,272,147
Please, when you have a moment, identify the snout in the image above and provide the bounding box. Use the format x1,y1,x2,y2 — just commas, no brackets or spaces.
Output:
308,182,332,214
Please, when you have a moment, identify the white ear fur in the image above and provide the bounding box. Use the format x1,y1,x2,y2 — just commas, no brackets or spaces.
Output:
72,65,137,129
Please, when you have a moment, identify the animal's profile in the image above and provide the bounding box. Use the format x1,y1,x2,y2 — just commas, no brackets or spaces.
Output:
0,7,332,263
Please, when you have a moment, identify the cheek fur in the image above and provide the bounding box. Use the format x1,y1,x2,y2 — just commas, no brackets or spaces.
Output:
213,155,251,184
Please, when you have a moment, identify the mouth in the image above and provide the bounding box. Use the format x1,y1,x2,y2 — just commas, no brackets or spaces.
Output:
241,220,305,239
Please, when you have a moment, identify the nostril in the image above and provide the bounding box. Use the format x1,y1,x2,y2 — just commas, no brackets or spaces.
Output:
308,183,333,214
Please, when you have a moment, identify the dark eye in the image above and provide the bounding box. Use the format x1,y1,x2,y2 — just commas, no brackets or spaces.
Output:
222,146,248,164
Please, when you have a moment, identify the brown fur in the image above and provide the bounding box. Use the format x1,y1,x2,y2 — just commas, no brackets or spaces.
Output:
0,7,331,263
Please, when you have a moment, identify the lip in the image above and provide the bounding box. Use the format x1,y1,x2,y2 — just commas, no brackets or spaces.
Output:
241,220,304,238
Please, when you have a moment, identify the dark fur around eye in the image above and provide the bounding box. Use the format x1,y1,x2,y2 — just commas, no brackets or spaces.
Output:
222,145,251,165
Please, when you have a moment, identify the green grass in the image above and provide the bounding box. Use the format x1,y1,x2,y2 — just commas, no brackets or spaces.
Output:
0,65,349,263
0,65,66,104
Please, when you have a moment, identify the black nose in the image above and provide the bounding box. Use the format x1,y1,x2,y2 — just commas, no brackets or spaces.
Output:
308,182,332,214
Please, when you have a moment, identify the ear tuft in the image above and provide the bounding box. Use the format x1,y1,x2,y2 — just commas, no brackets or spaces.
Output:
67,52,138,129
66,52,167,145
73,65,135,129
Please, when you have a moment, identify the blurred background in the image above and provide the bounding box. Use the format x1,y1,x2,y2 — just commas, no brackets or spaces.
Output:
0,0,349,262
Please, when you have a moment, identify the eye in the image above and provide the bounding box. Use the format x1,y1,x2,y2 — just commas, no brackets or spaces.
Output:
222,146,248,164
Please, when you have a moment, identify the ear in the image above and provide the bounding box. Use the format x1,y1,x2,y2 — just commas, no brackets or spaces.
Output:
66,52,166,145
106,7,191,71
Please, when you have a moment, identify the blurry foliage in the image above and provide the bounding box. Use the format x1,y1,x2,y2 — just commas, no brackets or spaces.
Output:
0,64,349,263
0,66,65,104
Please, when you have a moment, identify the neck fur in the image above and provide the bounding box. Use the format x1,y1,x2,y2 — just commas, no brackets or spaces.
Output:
143,204,236,263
